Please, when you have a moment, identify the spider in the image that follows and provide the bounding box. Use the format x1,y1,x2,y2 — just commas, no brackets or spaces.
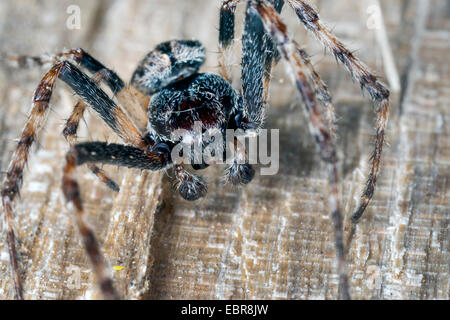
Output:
1,0,390,300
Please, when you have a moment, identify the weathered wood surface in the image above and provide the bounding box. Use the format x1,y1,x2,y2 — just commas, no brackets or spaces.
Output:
0,0,448,300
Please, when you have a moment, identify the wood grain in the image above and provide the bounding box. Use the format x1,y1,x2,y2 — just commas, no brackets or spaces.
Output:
0,0,448,299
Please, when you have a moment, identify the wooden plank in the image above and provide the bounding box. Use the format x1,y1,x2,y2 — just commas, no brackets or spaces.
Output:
0,0,448,300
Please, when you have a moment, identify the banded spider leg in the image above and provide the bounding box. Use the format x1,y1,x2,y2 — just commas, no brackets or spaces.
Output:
1,59,161,299
286,0,390,222
250,0,350,299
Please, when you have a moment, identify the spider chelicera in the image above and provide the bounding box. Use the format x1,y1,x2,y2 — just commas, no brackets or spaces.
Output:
1,0,390,300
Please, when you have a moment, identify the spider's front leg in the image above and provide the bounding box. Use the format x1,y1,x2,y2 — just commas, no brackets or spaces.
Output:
218,0,285,88
219,0,241,82
296,47,337,139
250,0,350,299
286,0,391,222
220,1,337,136
62,142,171,299
240,0,284,127
1,64,62,299
2,48,149,190
1,60,147,299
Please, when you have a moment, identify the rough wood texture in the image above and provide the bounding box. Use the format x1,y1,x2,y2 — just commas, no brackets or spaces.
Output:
0,0,448,299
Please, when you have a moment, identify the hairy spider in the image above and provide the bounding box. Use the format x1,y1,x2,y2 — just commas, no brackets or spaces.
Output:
1,0,390,300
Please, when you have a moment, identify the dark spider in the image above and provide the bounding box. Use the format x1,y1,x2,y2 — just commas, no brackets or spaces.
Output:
1,0,390,300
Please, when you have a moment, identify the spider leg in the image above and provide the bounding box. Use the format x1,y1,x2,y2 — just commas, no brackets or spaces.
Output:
1,64,62,300
114,85,149,131
286,0,390,222
241,0,284,128
58,61,146,148
63,49,150,134
62,142,170,299
297,47,337,139
1,61,148,299
2,48,125,93
260,0,284,106
240,1,334,127
218,0,241,82
251,0,350,299
5,49,144,190
3,48,150,131
63,69,121,192
58,49,150,148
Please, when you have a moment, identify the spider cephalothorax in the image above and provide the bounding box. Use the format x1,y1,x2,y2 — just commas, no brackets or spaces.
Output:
132,40,255,200
147,72,238,140
1,0,390,300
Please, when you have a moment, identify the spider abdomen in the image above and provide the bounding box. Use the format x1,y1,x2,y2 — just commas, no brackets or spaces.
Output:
131,40,206,95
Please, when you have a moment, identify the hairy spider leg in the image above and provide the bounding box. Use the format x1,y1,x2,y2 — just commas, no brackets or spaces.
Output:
296,47,337,139
251,0,350,299
219,0,241,82
2,49,151,188
58,62,146,147
241,0,283,128
3,48,124,93
59,49,150,131
63,142,170,299
218,1,282,183
1,64,62,300
286,0,390,222
220,0,337,183
63,69,122,192
3,48,150,132
1,61,147,299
